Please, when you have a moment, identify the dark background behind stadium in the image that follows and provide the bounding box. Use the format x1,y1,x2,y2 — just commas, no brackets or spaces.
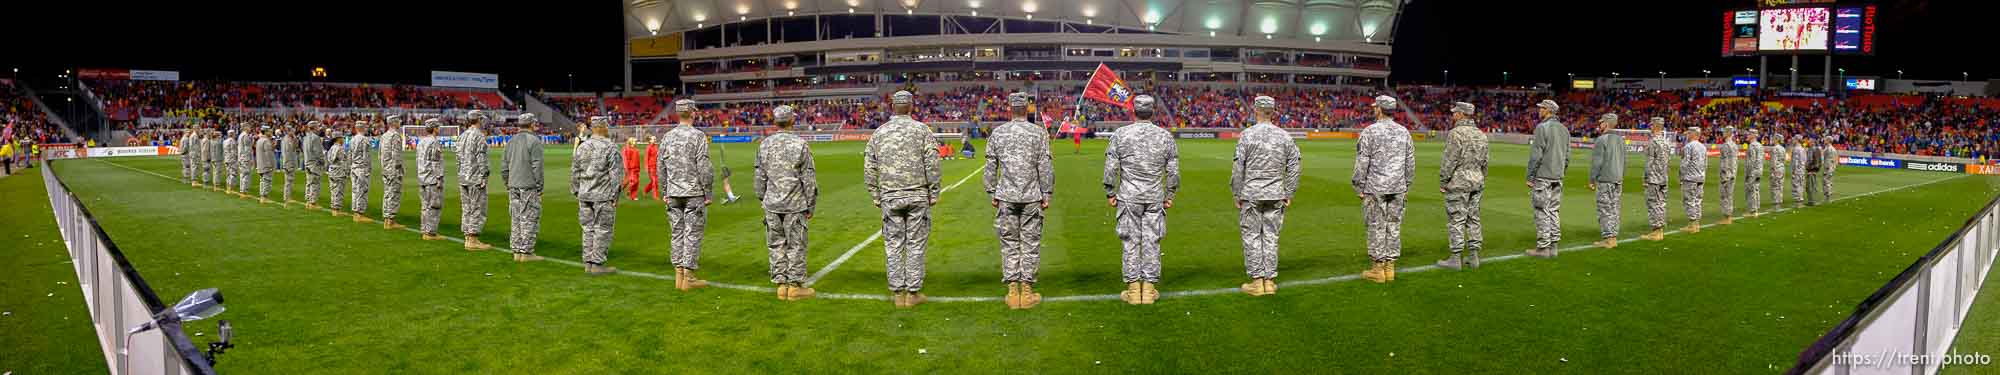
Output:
2,0,1991,90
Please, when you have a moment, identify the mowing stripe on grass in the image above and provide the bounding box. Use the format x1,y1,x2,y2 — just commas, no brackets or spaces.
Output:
801,165,986,287
91,157,1965,304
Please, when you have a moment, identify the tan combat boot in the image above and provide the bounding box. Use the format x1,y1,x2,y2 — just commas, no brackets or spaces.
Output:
1684,223,1701,233
514,253,544,262
259,198,271,204
1005,282,1022,309
421,232,443,241
1362,262,1388,283
776,284,794,301
1644,228,1665,241
464,235,492,251
354,213,374,224
1384,261,1397,282
586,263,618,275
908,292,926,306
1241,278,1267,296
791,283,816,301
1017,283,1040,309
1119,282,1143,305
1139,282,1159,304
1263,279,1277,295
892,292,910,308
1720,216,1734,225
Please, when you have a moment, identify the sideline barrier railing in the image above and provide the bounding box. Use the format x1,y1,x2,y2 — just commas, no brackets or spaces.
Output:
1790,191,2000,374
40,160,217,374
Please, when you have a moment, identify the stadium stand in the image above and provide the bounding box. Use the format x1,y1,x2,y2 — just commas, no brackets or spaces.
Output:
4,79,70,144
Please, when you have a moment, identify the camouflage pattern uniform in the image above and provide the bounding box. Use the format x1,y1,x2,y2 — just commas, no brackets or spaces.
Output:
658,123,715,270
502,128,545,254
1441,116,1489,258
1718,129,1738,218
573,127,622,265
1644,128,1674,229
222,133,238,191
986,108,1055,284
1232,118,1299,279
1526,105,1570,250
416,130,447,235
326,137,348,211
349,130,373,215
192,134,210,184
1804,138,1824,206
256,132,275,198
1744,132,1764,215
1770,137,1788,206
379,121,406,222
755,110,818,284
281,130,298,202
1821,140,1837,201
303,129,325,205
237,130,253,192
1355,101,1415,262
1680,130,1707,224
458,124,490,237
866,97,942,293
1103,97,1178,284
210,134,225,187
181,131,197,182
1790,137,1807,206
1589,119,1624,239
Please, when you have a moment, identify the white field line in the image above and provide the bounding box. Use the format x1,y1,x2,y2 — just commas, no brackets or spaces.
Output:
95,157,1969,303
803,165,985,287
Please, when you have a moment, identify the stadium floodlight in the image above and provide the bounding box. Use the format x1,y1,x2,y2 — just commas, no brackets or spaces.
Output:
1259,18,1278,34
1897,70,1903,79
1143,11,1160,24
1612,72,1620,77
1086,18,1093,24
1309,23,1327,36
1964,72,1970,81
1025,13,1032,19
1702,69,1711,78
970,10,977,16
1021,2,1036,13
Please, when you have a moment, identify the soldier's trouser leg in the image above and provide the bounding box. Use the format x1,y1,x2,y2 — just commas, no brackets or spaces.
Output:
1444,191,1484,254
1363,193,1406,262
1531,179,1563,249
381,170,402,221
305,172,321,204
1237,200,1284,279
578,199,618,265
1792,172,1805,205
281,170,293,201
995,202,1046,283
765,211,810,284
881,196,933,291
259,173,272,198
350,173,369,214
1718,178,1734,217
1116,202,1165,283
1645,183,1669,228
327,176,345,209
508,188,542,254
1805,173,1821,206
1823,170,1834,200
1596,183,1621,239
1772,172,1785,207
239,168,251,192
1683,181,1704,223
420,184,443,234
665,196,709,269
461,184,487,236
1746,175,1761,214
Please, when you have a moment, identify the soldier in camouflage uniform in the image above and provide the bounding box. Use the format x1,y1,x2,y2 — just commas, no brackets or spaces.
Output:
1679,128,1707,232
348,121,375,223
191,129,209,187
1103,95,1177,305
757,105,819,301
1770,132,1789,208
573,117,622,275
867,92,943,308
1437,102,1488,269
416,119,448,241
1525,100,1569,258
1803,135,1824,206
255,126,276,204
1744,129,1764,218
326,131,349,217
1588,113,1624,248
222,129,238,195
1640,118,1674,241
459,111,494,250
1717,127,1738,224
1800,133,1816,208
181,126,198,184
1821,132,1837,202
303,123,326,209
212,129,226,192
379,116,408,229
237,126,254,198
280,124,299,206
1232,95,1300,293
984,93,1055,307
660,99,717,291
503,114,546,262
1355,95,1416,279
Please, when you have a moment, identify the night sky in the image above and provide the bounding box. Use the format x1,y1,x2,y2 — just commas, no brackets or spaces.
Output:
3,0,1989,90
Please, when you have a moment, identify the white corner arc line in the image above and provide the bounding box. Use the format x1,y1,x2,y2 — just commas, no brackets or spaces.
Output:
95,157,1972,304
803,165,985,287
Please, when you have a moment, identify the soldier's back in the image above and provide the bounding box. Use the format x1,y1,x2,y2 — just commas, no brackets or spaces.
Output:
866,118,935,194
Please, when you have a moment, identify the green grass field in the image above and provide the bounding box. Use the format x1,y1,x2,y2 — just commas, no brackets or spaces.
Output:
6,138,2000,373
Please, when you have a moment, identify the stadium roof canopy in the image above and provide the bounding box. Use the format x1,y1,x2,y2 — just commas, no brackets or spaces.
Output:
624,0,1404,43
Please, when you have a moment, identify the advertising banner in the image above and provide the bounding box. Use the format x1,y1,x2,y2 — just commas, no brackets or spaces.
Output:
78,68,130,80
1306,131,1358,140
801,134,836,142
1967,164,2000,175
129,70,180,81
711,135,754,143
835,133,872,142
1904,160,1964,173
1177,132,1216,139
430,71,500,89
85,146,176,158
1839,156,1901,169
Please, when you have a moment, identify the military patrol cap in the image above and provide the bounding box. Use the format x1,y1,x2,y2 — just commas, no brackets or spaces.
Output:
675,99,697,113
1450,102,1475,115
1373,95,1398,110
1252,95,1276,110
1535,99,1559,112
1006,92,1031,108
891,91,914,106
1133,95,1156,112
773,105,796,122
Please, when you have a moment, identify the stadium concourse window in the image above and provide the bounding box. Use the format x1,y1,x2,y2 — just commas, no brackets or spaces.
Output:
682,61,720,76
726,79,768,93
1299,53,1334,68
726,19,770,47
1004,45,1059,61
1294,74,1333,85
1186,72,1238,82
725,58,765,73
1007,71,1058,81
687,26,723,49
821,15,877,39
951,16,998,34
773,16,818,43
1355,56,1389,71
685,82,721,95
771,56,798,70
1347,76,1381,86
886,15,942,37
1003,19,1058,33
1249,73,1288,83
1184,49,1210,59
1245,50,1291,65
824,74,876,88
1209,47,1240,62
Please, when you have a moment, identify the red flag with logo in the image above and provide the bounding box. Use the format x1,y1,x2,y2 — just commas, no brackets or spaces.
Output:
1081,63,1134,111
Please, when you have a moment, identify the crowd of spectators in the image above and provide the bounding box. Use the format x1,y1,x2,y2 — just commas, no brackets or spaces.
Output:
88,80,518,131
5,80,73,145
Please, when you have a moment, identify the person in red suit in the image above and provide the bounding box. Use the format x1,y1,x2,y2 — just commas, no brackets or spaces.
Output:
643,135,661,200
622,137,643,200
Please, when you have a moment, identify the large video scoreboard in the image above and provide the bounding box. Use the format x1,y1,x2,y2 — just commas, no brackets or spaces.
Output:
1721,4,1874,56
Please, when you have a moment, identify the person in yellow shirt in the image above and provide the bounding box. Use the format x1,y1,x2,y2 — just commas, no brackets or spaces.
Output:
2,142,15,176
